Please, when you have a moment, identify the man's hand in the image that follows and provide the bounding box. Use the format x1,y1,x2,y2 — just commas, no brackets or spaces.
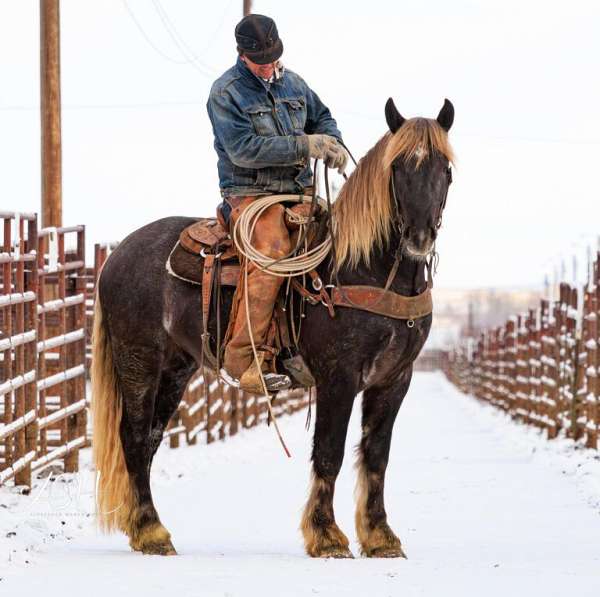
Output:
306,134,348,174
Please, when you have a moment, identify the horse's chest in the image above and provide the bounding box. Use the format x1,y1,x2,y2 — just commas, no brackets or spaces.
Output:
361,319,429,388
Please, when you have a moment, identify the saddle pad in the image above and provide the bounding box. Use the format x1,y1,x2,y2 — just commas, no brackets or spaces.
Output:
167,241,240,287
179,218,232,255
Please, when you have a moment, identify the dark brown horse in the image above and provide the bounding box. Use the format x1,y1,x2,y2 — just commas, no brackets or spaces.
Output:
91,98,455,557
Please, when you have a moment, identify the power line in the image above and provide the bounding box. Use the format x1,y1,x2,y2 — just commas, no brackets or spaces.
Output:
122,0,188,66
2,101,600,147
336,110,600,146
196,0,236,56
0,100,204,111
122,0,234,78
454,132,600,146
150,0,216,76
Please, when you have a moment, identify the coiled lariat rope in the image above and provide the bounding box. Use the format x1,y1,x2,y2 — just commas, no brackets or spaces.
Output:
232,194,332,277
232,193,334,458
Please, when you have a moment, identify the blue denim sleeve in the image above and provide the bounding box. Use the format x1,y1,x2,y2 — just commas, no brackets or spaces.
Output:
207,90,309,169
303,83,343,142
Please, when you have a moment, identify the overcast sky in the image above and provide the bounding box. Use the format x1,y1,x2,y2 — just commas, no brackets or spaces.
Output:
1,0,599,288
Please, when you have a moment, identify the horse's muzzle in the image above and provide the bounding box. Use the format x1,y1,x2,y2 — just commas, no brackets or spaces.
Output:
403,227,435,257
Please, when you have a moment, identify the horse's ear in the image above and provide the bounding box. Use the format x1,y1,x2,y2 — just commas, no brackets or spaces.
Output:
437,99,454,132
385,98,405,134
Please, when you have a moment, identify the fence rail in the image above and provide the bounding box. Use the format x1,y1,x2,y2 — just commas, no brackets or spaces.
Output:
1,213,309,487
1,213,88,486
445,261,600,450
167,369,309,448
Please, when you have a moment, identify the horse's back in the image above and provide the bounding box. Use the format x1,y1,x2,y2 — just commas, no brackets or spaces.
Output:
100,216,195,286
108,216,195,262
98,216,199,337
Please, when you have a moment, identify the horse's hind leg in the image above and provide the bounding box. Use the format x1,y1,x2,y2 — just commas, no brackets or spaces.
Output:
301,377,355,558
115,347,176,555
355,369,412,558
147,353,197,466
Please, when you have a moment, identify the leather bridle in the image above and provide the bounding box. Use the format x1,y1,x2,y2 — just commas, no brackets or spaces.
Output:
385,160,452,301
389,162,453,236
436,165,453,229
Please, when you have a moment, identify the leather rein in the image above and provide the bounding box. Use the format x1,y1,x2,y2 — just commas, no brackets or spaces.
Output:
296,147,452,326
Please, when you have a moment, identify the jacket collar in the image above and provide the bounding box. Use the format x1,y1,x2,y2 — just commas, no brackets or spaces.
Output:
235,57,283,92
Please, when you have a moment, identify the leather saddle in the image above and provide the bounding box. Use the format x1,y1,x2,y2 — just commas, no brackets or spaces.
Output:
167,217,240,287
167,202,318,287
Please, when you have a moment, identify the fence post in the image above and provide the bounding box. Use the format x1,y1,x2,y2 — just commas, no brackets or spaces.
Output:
22,217,39,483
585,270,600,448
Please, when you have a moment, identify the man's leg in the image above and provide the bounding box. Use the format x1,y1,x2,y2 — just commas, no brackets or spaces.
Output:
224,198,292,392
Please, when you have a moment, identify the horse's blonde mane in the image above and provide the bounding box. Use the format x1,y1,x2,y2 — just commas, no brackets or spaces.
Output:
333,117,455,268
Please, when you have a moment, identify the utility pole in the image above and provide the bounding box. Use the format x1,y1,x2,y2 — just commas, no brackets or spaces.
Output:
243,0,252,16
40,0,63,227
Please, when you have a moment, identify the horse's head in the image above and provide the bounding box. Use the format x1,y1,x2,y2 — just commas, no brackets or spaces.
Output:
384,98,454,259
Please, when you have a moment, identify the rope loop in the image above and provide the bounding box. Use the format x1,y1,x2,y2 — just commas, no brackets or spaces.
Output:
232,194,332,278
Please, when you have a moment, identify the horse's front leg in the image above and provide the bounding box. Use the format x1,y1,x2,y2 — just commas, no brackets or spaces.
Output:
355,368,412,558
301,376,356,558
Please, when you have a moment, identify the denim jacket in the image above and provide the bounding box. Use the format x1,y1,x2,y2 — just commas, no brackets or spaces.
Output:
207,58,343,197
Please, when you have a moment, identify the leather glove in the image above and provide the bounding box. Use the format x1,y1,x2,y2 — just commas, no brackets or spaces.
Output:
324,143,348,174
305,135,348,174
306,134,337,159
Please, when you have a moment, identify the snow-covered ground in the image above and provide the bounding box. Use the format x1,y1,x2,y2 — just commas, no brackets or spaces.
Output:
1,372,599,596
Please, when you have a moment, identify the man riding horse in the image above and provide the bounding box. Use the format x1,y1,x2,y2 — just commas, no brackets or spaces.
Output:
207,14,348,394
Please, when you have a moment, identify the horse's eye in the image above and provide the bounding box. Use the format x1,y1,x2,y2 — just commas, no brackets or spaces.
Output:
446,167,453,184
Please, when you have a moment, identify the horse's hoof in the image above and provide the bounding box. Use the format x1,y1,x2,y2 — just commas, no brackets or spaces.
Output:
140,540,177,556
366,545,407,559
358,523,405,558
315,545,355,559
129,522,176,555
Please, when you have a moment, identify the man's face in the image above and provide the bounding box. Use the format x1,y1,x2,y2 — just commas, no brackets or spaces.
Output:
241,55,277,80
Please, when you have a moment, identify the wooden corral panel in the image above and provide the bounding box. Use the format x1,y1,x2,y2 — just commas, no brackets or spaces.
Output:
445,271,600,450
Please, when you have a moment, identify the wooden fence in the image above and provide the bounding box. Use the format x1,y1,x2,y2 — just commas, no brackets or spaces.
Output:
0,213,309,488
166,370,309,448
444,262,600,450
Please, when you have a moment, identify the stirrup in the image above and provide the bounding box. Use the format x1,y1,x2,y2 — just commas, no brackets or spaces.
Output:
238,353,292,395
282,354,316,387
218,367,291,394
262,372,292,393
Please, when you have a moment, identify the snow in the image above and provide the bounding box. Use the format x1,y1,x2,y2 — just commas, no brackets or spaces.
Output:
1,372,600,595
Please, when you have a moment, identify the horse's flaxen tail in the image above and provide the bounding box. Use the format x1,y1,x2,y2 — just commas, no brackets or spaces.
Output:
91,293,137,535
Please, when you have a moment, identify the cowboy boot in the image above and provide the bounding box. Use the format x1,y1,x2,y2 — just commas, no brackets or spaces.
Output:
223,197,293,393
238,351,291,395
